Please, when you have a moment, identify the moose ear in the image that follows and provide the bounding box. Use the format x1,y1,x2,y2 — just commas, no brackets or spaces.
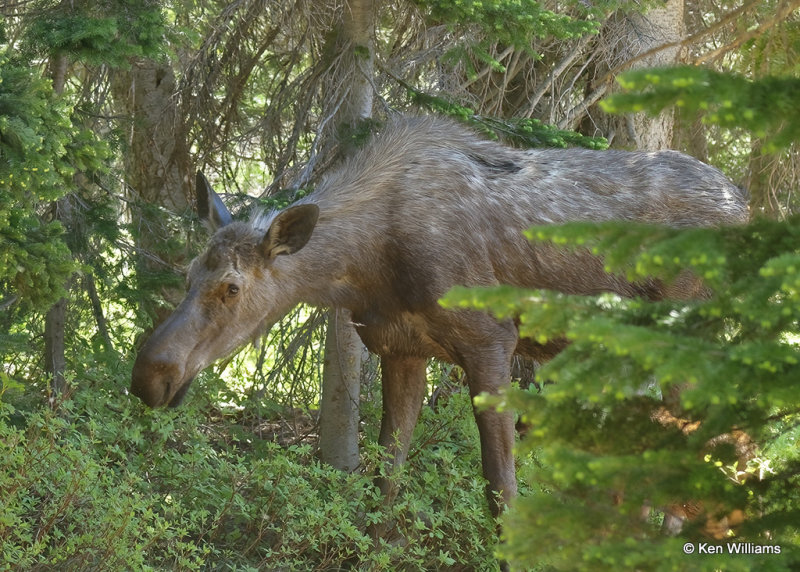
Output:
196,171,233,230
260,204,320,259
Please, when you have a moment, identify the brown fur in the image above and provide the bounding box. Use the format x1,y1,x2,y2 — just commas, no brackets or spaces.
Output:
131,116,749,524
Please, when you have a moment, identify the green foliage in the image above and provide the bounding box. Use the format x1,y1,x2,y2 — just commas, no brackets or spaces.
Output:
439,29,800,567
406,86,476,119
479,116,608,150
416,0,601,55
444,216,800,569
22,0,166,67
0,52,99,311
603,67,800,152
0,370,501,571
411,0,605,89
5,1,800,570
406,85,607,149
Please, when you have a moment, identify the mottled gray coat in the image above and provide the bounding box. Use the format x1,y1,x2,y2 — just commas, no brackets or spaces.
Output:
131,116,749,522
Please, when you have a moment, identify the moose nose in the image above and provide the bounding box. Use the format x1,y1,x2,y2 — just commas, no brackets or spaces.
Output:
130,352,184,408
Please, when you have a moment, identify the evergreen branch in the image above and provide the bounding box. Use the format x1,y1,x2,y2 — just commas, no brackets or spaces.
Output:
458,45,515,91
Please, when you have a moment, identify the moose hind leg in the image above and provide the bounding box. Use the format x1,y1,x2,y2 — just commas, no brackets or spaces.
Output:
469,376,518,516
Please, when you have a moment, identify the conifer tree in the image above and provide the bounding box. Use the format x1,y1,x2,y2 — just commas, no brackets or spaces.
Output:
0,54,76,312
444,70,800,570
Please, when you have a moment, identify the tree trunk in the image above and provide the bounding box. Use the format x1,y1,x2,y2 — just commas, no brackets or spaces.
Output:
319,308,364,471
44,296,67,399
112,58,193,329
581,0,685,149
84,274,114,353
337,0,376,131
43,51,69,401
317,0,375,471
673,106,709,162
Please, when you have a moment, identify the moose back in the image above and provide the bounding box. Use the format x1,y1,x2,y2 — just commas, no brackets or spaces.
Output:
131,116,748,520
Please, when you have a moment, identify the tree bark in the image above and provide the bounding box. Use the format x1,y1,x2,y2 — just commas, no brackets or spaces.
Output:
44,296,67,399
84,274,114,353
317,0,375,471
580,0,685,149
112,58,194,328
319,308,364,471
337,0,376,129
43,51,69,401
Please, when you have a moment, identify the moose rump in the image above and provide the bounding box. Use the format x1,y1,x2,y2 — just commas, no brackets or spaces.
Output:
130,116,749,527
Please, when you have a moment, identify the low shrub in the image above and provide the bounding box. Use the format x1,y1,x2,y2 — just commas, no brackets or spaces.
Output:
0,370,502,571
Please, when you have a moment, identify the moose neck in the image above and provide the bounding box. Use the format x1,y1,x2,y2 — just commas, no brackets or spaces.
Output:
268,200,377,313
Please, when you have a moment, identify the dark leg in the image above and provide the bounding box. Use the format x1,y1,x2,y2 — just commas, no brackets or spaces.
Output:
464,355,518,517
441,316,519,518
459,335,518,572
371,355,428,537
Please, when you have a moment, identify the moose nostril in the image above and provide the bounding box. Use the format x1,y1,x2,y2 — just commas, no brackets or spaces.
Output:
131,353,184,408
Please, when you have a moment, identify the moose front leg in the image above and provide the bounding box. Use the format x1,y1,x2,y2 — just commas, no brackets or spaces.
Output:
375,355,428,504
367,354,427,540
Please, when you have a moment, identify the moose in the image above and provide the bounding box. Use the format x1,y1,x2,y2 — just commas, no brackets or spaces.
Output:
131,115,748,526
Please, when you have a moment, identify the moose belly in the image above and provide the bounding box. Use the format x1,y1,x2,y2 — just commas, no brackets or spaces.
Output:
352,310,453,361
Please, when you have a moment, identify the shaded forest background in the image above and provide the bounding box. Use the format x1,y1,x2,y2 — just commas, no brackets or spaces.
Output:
2,0,800,569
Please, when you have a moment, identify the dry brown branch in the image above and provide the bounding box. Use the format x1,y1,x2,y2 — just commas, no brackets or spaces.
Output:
0,0,38,16
553,0,779,131
695,0,800,65
557,81,611,130
524,32,597,119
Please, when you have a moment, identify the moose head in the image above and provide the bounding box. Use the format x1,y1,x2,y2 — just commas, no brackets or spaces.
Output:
130,173,319,407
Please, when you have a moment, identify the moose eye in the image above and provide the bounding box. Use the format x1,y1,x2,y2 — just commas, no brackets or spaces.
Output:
226,284,240,297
